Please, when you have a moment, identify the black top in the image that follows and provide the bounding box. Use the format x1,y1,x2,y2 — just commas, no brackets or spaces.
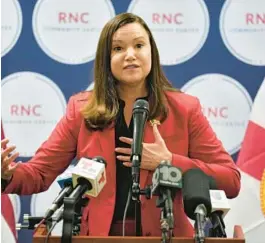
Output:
1,96,148,223
112,98,135,221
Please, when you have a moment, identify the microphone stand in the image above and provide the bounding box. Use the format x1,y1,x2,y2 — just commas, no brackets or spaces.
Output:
160,209,170,243
156,189,174,243
194,204,207,243
131,154,142,236
72,197,89,236
16,214,52,231
61,183,89,243
209,211,227,237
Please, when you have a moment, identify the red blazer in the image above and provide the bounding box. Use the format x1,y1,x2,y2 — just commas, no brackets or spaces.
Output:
4,91,241,237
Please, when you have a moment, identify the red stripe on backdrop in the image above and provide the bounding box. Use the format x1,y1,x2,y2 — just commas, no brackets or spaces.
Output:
237,120,265,181
1,122,17,242
1,123,5,140
1,195,17,238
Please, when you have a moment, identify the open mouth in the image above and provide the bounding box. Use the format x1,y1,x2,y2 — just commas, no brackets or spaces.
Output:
124,64,139,69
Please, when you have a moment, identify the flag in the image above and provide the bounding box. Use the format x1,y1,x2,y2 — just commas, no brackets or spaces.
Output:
1,124,17,243
224,79,265,243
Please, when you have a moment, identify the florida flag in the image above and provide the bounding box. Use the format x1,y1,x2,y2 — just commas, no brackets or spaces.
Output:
224,79,265,243
1,125,17,243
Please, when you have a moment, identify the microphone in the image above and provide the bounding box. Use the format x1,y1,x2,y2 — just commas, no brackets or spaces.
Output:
207,175,230,217
130,99,149,237
151,161,182,229
71,156,107,198
53,156,107,224
210,190,230,218
44,180,73,220
131,99,149,188
209,190,230,237
57,165,76,189
131,99,149,159
182,168,212,243
151,161,182,195
44,156,106,221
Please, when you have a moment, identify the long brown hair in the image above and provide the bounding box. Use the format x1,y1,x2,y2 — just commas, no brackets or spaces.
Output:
81,13,178,130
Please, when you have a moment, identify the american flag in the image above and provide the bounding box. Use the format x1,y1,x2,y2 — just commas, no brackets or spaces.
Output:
224,79,265,243
1,124,17,243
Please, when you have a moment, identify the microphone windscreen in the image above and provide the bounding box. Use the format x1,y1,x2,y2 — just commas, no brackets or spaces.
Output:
93,156,107,167
133,99,149,114
182,168,212,220
208,175,218,190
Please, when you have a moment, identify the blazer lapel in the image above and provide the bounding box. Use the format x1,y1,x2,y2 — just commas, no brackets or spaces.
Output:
96,126,116,183
140,121,154,189
96,122,154,195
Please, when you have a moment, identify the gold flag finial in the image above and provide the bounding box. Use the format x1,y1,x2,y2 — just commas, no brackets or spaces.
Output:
261,169,265,217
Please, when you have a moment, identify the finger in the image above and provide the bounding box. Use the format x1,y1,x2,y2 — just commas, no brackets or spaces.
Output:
1,161,9,171
123,162,132,167
115,147,131,155
119,137,133,145
1,138,9,148
117,155,131,162
1,152,19,171
7,152,20,164
2,161,21,180
9,161,22,172
1,152,19,172
1,146,16,159
153,124,164,144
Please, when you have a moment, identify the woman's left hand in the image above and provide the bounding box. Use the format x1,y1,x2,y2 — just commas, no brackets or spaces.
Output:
115,124,172,171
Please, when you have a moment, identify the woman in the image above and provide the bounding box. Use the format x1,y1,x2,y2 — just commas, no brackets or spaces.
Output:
1,13,240,237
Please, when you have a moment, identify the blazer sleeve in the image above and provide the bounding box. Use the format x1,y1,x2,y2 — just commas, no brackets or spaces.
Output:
171,97,241,198
3,96,79,195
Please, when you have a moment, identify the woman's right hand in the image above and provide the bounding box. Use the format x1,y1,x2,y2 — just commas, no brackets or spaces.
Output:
1,138,21,180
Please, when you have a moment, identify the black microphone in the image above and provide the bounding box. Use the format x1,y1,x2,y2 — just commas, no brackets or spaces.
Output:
44,181,73,220
131,99,149,187
152,161,182,229
182,168,212,243
131,99,149,159
208,175,218,190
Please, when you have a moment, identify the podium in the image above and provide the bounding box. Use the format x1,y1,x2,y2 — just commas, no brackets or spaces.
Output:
32,225,245,243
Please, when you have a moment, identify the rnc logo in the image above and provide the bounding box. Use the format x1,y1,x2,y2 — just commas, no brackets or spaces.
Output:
202,106,228,119
220,0,265,66
58,12,89,23
152,13,183,24
128,0,209,65
245,13,265,25
32,0,115,64
10,105,42,117
182,73,252,155
1,72,66,157
1,0,22,57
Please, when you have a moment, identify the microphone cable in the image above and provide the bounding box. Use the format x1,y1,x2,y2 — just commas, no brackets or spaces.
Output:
122,187,132,236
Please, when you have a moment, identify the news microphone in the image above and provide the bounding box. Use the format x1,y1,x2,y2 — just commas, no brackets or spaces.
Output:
71,156,107,198
152,161,182,195
207,176,230,217
57,165,76,189
209,190,230,237
152,161,182,229
44,180,73,220
44,156,106,221
182,168,212,243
